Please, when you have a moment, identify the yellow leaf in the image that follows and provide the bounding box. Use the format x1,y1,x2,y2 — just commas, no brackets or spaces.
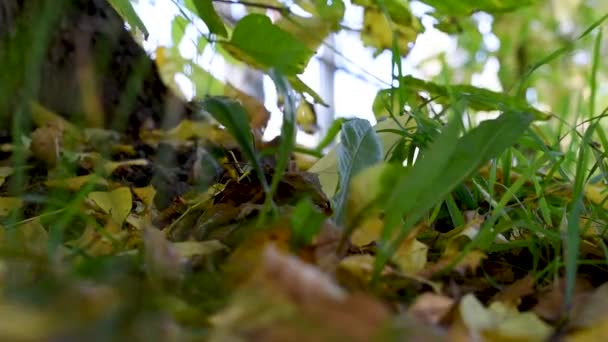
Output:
350,216,427,274
165,119,212,141
172,240,228,260
104,158,148,174
46,174,108,191
87,187,132,226
0,166,13,187
361,9,421,56
585,183,608,210
459,294,553,341
225,83,270,130
295,98,318,134
0,197,23,216
133,186,157,209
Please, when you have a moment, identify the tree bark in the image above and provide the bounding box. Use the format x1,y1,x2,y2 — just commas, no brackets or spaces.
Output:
0,0,191,135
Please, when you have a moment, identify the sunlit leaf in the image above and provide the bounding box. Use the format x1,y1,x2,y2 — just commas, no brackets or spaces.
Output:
191,0,228,37
87,187,133,227
108,0,149,37
224,14,314,76
334,118,383,225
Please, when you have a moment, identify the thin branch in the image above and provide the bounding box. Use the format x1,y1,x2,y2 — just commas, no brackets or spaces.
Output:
211,0,289,13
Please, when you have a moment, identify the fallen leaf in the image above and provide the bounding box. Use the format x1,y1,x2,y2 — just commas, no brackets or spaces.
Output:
0,166,13,187
143,225,182,285
457,293,553,341
0,197,23,216
87,187,133,227
492,274,535,307
409,292,455,325
45,174,108,191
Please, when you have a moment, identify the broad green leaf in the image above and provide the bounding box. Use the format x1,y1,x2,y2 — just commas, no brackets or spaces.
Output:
290,198,326,249
296,0,345,25
421,0,539,16
171,15,189,45
224,14,314,76
191,0,228,37
189,62,226,98
201,97,268,193
309,114,410,197
276,16,333,52
398,76,550,120
334,118,383,225
377,110,534,273
108,0,149,38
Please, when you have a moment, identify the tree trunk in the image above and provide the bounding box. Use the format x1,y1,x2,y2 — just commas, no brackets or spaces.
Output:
0,0,191,135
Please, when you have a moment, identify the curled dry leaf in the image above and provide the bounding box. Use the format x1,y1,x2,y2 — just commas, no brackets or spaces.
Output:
30,122,64,167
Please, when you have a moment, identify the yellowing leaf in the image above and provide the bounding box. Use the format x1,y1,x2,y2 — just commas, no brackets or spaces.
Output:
133,186,157,209
104,159,149,174
165,119,212,141
360,8,422,56
155,46,187,100
276,15,333,52
584,183,608,210
46,174,108,191
459,294,553,341
351,217,427,273
0,167,13,187
295,98,318,134
224,83,270,130
172,240,227,260
0,197,23,216
0,219,48,255
87,187,132,226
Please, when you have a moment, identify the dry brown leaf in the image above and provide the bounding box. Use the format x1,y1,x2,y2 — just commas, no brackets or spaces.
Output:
492,274,535,307
225,83,270,130
30,122,64,167
533,277,593,323
212,245,391,342
408,292,455,325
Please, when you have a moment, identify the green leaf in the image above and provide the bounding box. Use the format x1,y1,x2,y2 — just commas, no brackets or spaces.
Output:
171,15,189,46
108,0,149,38
263,70,297,219
334,118,383,225
191,0,228,37
224,14,314,76
289,76,327,106
398,76,550,120
290,198,326,249
201,97,268,193
376,110,534,273
421,0,539,16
